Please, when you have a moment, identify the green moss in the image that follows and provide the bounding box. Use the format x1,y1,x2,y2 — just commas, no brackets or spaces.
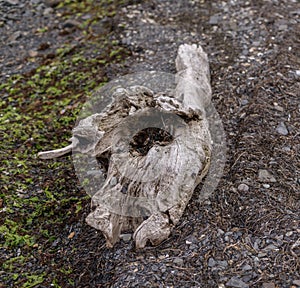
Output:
1,0,131,286
21,273,46,288
0,220,35,248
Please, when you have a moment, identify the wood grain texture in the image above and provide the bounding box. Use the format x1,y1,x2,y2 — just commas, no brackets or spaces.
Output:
38,44,213,248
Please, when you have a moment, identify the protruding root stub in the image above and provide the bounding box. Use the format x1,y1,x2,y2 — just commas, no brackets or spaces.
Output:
37,143,73,159
37,44,213,248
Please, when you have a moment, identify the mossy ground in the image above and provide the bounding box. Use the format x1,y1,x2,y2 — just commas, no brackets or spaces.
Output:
0,1,130,287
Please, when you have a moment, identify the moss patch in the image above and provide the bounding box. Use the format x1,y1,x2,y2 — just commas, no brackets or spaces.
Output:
0,0,130,286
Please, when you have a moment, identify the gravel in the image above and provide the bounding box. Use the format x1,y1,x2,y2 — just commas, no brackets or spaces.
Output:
1,0,299,287
276,121,289,135
258,169,277,183
226,277,249,288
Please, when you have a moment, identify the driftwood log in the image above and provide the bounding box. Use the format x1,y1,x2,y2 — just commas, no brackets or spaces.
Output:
38,44,213,248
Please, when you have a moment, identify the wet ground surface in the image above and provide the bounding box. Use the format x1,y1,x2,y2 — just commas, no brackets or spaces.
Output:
0,0,299,287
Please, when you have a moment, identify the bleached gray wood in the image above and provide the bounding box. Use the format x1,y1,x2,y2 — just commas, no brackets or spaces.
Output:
38,44,212,248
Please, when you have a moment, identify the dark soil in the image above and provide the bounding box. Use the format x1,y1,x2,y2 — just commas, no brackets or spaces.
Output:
0,0,299,287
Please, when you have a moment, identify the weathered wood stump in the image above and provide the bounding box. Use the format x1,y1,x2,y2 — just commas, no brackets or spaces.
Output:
38,44,213,248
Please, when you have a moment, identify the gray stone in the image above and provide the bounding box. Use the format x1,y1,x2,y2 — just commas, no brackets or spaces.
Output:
257,253,267,257
273,103,284,112
208,257,216,267
160,267,166,273
218,260,228,268
36,3,46,11
217,228,225,235
282,146,291,152
173,257,184,266
258,169,276,183
43,7,53,15
189,244,198,250
226,276,249,288
185,235,198,244
278,24,288,31
276,121,288,135
31,0,41,4
8,31,22,42
263,244,278,251
209,14,219,25
151,264,159,272
262,283,275,288
242,264,252,271
4,0,19,4
238,183,249,192
254,238,261,246
63,19,82,29
292,280,300,286
241,99,249,106
242,275,252,283
51,237,61,247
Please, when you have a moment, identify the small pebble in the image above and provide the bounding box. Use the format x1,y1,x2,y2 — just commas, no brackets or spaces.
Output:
258,169,276,183
253,256,259,264
160,267,166,273
4,0,19,4
263,184,270,188
63,19,81,29
8,31,22,42
278,24,288,31
238,183,249,192
293,280,300,286
208,257,216,267
241,99,249,106
43,7,53,15
151,264,158,272
282,146,291,152
276,121,289,136
286,231,293,237
217,228,225,235
68,231,75,239
242,275,253,283
209,14,219,25
173,257,184,266
226,276,249,288
273,102,284,112
242,264,252,271
28,50,38,57
262,283,276,288
257,252,267,257
218,260,228,268
263,244,278,251
189,243,198,250
185,235,198,244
